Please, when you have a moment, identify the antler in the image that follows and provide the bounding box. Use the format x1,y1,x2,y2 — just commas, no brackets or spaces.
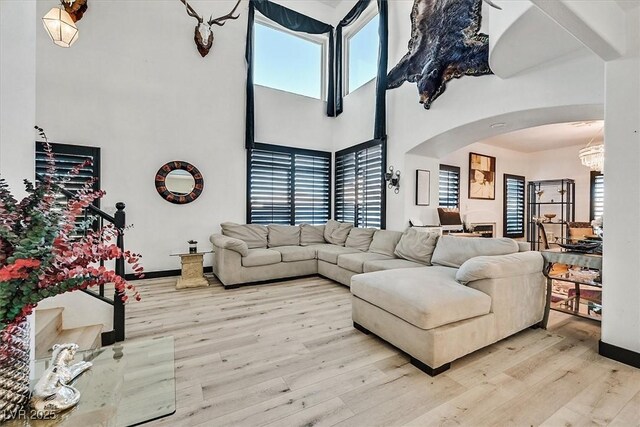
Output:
178,0,203,23
208,0,242,27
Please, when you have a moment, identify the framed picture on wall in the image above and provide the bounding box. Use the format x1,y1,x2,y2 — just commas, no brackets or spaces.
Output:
468,152,496,200
415,169,430,206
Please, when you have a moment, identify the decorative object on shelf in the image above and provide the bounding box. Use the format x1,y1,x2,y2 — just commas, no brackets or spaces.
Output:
468,152,495,200
385,166,401,194
557,241,602,253
579,126,605,172
155,161,204,204
591,216,603,238
31,343,92,414
527,179,575,251
42,1,82,48
535,189,544,200
557,187,566,196
543,213,556,223
386,0,500,109
188,240,198,254
415,169,430,205
177,0,241,57
0,127,143,420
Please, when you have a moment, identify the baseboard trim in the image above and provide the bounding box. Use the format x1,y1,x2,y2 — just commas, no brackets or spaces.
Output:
125,267,213,281
599,340,640,369
101,330,116,346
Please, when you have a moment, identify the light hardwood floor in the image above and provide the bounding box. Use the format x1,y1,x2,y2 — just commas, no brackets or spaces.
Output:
123,275,640,427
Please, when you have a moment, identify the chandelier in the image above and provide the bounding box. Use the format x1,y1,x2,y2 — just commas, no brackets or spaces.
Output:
579,127,604,172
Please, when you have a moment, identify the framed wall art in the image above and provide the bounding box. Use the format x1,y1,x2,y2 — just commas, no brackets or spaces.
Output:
468,152,496,200
415,169,431,206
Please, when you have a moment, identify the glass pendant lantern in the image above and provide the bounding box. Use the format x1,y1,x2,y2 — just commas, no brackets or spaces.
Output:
42,6,79,48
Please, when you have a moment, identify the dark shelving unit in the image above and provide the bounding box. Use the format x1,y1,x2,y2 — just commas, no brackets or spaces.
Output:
527,179,575,251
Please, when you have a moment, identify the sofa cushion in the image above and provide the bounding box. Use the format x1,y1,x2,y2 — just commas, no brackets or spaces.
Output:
300,224,326,246
337,253,393,274
272,245,317,262
267,225,300,248
316,245,361,264
345,228,376,252
456,251,544,284
221,222,268,249
241,249,281,267
363,258,426,273
394,228,439,265
351,267,492,330
369,230,403,257
324,220,353,246
431,236,519,268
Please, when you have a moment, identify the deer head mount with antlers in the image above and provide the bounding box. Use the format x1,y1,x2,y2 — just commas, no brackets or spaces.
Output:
178,0,242,57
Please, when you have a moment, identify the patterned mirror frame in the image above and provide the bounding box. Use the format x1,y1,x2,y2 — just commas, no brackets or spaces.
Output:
155,161,204,204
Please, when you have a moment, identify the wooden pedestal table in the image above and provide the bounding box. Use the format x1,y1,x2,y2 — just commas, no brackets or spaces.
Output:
171,251,211,289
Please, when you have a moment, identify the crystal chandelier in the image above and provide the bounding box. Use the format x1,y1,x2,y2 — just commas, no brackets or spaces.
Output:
579,128,604,172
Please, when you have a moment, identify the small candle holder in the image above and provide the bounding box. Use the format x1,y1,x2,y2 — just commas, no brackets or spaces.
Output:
188,240,198,254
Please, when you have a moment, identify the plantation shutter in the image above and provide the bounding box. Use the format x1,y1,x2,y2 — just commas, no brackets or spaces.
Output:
590,172,604,220
504,174,525,238
294,153,331,225
439,165,460,208
335,140,385,229
248,144,331,225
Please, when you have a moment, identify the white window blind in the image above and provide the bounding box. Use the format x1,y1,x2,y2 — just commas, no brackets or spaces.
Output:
591,172,604,220
248,144,330,225
504,174,525,238
439,164,460,208
335,140,385,229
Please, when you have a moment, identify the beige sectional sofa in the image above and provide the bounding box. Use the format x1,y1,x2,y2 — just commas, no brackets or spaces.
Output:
210,220,546,376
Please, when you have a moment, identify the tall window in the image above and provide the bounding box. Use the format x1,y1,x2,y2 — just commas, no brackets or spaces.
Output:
335,140,385,228
254,21,324,99
438,164,460,208
346,14,379,93
590,171,604,220
503,174,525,238
247,143,330,225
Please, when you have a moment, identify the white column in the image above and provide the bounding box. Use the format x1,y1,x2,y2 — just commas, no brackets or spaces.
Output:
601,9,640,355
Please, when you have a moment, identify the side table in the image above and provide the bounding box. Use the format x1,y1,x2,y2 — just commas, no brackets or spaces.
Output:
170,251,211,289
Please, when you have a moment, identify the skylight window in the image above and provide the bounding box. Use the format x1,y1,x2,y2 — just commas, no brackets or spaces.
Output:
254,22,323,99
347,14,379,94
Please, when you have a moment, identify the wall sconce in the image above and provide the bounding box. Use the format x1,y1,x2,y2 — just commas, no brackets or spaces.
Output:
42,0,88,48
385,166,401,194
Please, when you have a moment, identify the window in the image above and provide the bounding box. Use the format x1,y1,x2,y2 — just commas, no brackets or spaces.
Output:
347,14,379,93
438,165,460,208
503,174,525,238
247,143,330,225
254,21,324,99
590,172,604,220
335,140,385,228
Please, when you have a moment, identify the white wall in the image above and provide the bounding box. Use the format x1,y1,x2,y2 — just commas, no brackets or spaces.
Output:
34,0,334,272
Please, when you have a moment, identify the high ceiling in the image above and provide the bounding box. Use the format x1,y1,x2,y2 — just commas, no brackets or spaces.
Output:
315,0,343,8
479,120,605,153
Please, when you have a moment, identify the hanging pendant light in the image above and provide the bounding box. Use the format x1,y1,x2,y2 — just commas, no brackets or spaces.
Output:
578,127,605,172
42,6,79,48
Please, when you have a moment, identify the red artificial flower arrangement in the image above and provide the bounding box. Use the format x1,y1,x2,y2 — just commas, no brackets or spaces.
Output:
0,127,143,331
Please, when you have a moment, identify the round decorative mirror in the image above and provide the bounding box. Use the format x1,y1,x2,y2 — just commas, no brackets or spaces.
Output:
155,161,204,204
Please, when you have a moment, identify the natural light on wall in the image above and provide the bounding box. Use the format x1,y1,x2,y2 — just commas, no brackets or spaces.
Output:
348,14,379,93
42,6,79,48
254,22,322,99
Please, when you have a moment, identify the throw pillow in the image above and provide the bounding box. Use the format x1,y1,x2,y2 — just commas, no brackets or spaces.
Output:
394,228,439,265
431,236,519,268
267,225,301,248
368,230,404,257
324,220,353,246
300,224,326,246
345,228,376,251
220,222,268,249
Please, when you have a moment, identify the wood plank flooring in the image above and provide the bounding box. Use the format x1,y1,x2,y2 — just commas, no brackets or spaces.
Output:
121,275,640,427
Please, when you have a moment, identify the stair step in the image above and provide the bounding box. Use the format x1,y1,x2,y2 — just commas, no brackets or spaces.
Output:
35,308,63,352
36,324,103,359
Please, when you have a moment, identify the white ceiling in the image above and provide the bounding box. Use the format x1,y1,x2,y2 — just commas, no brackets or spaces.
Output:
314,0,343,8
478,120,605,153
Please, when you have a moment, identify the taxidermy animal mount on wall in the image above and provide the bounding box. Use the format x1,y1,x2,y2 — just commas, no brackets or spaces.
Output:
178,0,242,57
387,0,501,109
62,0,88,22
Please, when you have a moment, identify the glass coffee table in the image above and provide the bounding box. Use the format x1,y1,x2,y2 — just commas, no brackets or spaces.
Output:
8,336,175,426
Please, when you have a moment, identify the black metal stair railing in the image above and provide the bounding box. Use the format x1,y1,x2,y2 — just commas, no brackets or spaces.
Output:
36,174,127,344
